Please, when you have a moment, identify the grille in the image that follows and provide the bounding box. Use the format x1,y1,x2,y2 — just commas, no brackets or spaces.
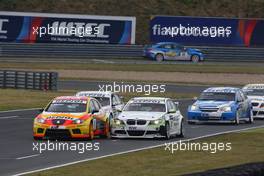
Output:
52,119,66,125
45,129,71,139
200,107,219,112
253,111,258,116
146,131,158,135
72,128,81,134
37,128,44,133
252,102,259,107
126,119,136,125
114,130,126,134
259,111,264,115
137,120,147,125
127,130,145,136
126,119,147,125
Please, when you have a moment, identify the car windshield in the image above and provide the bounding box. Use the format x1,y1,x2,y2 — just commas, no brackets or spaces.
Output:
93,97,110,106
123,103,166,112
243,89,264,96
45,103,87,113
199,92,235,101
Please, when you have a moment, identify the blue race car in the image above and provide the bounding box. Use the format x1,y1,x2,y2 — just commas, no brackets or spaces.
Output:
143,42,204,62
188,87,253,124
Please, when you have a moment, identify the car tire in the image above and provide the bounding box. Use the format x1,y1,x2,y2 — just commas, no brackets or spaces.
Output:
164,122,171,139
155,54,164,62
191,55,200,63
101,118,111,139
247,110,254,124
188,121,196,125
234,111,240,125
89,122,94,140
177,121,185,138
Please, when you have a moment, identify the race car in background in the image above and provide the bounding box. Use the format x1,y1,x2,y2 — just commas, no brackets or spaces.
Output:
111,97,184,139
188,87,253,124
75,91,124,120
33,96,110,140
143,42,204,62
242,84,264,119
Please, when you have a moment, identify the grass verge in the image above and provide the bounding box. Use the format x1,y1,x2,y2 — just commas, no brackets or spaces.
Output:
27,128,264,176
1,62,264,74
0,89,197,111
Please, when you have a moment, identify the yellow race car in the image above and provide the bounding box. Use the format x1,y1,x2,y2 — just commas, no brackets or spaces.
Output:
33,96,110,140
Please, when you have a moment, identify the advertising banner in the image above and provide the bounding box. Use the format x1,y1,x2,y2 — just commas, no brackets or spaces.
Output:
150,16,264,47
0,11,136,44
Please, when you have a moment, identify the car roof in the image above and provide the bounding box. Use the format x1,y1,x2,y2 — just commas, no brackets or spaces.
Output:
203,87,240,93
130,97,169,102
243,84,264,89
155,42,181,45
54,96,89,101
76,91,113,97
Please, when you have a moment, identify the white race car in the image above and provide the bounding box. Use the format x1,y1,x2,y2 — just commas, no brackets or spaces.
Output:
111,97,184,139
243,84,264,119
76,91,124,120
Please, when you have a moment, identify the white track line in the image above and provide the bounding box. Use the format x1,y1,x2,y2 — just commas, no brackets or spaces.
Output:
16,154,40,160
14,125,264,176
0,116,19,119
0,108,40,113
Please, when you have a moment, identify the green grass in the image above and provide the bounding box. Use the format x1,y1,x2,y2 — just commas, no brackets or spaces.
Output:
1,62,264,74
0,89,197,111
27,128,264,176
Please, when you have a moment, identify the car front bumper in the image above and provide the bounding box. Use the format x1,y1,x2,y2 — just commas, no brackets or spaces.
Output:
33,123,93,139
252,107,264,118
187,111,236,123
111,124,166,138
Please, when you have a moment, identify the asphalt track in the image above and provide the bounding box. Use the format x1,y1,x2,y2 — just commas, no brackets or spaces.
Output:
0,81,264,175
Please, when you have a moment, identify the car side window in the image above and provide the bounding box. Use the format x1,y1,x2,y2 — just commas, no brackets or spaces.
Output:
114,94,121,105
112,95,118,106
240,91,247,100
237,92,243,102
90,100,95,113
93,100,101,111
159,44,172,49
167,100,175,112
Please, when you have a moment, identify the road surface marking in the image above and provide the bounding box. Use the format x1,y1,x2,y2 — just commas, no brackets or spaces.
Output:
14,125,264,176
0,116,19,119
16,154,40,160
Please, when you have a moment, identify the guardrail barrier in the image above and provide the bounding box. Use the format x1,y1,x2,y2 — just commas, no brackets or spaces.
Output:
0,70,58,90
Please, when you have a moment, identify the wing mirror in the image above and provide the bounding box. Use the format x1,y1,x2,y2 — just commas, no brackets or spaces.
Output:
91,109,99,114
39,108,44,112
168,109,176,113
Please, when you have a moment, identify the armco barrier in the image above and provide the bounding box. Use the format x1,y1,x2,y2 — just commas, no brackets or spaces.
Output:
0,43,264,62
0,70,58,90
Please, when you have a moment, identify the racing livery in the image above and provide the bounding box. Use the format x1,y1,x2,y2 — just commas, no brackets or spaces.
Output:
188,87,253,124
75,91,124,120
111,97,184,139
143,42,204,62
243,84,264,119
33,96,110,140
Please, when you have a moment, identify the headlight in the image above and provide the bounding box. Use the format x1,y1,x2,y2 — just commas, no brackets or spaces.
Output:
149,119,163,125
114,119,124,125
73,119,84,124
191,105,199,111
219,106,231,112
36,118,45,124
